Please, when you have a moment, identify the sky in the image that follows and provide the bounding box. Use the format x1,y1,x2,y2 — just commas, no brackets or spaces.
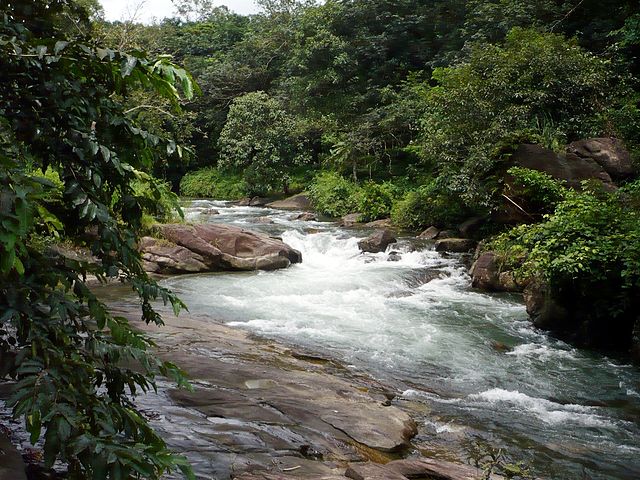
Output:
99,0,261,23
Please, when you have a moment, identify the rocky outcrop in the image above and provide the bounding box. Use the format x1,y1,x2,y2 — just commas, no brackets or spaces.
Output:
365,218,393,229
470,252,522,292
141,224,302,274
435,238,476,253
238,196,273,207
418,226,440,240
567,138,635,182
267,193,312,211
358,230,397,253
510,144,615,190
340,213,362,227
290,212,318,221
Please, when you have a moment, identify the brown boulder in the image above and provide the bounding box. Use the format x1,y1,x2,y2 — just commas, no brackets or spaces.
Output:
470,252,522,292
567,138,635,182
365,218,393,229
523,280,571,331
290,212,318,221
358,230,397,253
511,144,615,190
141,224,302,274
267,193,313,211
340,213,363,227
435,238,476,253
418,226,440,240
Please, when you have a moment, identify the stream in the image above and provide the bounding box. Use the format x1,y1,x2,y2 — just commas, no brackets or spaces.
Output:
156,199,640,480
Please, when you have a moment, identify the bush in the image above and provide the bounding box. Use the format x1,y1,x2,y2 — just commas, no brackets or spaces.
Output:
307,171,358,217
491,187,640,320
180,167,247,199
356,181,401,222
391,180,470,229
505,167,567,216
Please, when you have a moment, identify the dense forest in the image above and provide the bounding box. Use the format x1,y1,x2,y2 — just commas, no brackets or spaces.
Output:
1,0,640,478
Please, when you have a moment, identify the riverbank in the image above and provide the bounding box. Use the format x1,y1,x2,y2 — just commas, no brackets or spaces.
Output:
111,301,489,480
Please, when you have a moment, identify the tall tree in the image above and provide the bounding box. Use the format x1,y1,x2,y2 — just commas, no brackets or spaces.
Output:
0,1,196,477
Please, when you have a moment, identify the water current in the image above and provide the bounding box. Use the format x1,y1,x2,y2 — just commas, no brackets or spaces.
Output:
160,200,640,480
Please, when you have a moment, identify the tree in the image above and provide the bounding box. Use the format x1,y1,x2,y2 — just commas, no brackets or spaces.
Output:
0,1,196,477
218,92,308,194
417,28,616,209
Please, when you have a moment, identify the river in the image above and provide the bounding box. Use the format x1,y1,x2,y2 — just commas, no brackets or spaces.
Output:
159,199,640,480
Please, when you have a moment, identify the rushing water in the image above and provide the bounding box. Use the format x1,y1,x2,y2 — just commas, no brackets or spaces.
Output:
162,200,640,480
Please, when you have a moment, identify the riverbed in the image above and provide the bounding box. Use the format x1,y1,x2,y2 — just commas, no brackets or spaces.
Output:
155,199,640,480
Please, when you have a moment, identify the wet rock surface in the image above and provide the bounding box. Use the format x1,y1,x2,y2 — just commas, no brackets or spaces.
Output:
435,239,476,253
267,194,313,211
358,230,397,253
110,304,458,480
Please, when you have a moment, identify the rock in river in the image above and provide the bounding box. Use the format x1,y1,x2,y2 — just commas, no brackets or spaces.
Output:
358,229,397,253
141,223,302,274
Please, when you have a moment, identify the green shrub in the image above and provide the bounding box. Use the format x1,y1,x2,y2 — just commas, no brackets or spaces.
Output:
307,171,359,217
506,167,567,216
179,167,247,199
490,187,640,318
391,181,470,229
356,181,401,222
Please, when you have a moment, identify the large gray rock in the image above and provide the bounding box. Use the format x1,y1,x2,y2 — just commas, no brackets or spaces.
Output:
510,144,615,190
267,193,313,211
141,224,302,274
435,238,476,253
358,230,397,253
340,213,363,227
567,138,635,182
418,226,440,240
523,280,571,331
365,218,393,229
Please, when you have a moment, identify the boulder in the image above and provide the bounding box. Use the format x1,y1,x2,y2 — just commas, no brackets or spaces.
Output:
387,251,402,262
267,193,312,211
510,144,615,190
340,213,362,227
358,230,397,253
470,252,522,292
201,208,219,215
418,226,440,240
435,238,476,253
254,216,275,224
290,212,318,222
567,138,635,182
437,230,458,239
365,218,393,229
458,216,485,238
249,196,272,207
140,224,302,274
523,280,571,331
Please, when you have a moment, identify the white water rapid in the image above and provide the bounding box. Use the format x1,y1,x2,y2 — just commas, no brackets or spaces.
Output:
161,200,640,480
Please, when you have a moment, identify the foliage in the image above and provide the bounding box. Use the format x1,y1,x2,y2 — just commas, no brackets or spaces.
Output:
0,2,196,478
505,167,567,216
307,171,358,218
467,438,533,480
218,91,309,194
391,181,471,229
418,28,615,209
356,181,401,223
179,167,247,199
490,187,640,319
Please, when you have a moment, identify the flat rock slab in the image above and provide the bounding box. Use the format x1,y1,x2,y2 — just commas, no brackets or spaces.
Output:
114,305,417,479
345,462,407,480
386,458,495,480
